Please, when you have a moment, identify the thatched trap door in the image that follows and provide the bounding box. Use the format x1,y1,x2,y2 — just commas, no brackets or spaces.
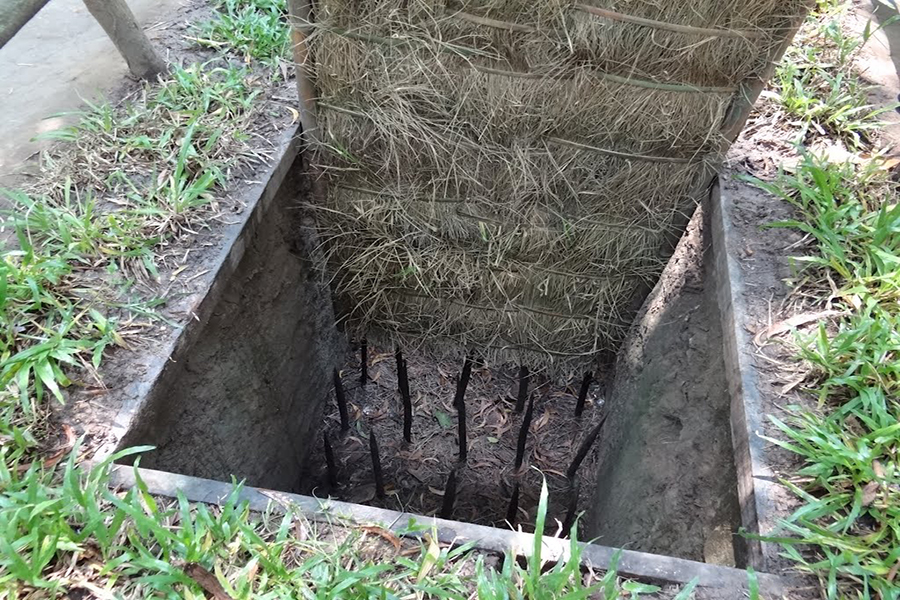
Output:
304,0,814,368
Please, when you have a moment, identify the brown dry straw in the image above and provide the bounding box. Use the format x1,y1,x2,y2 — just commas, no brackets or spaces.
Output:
307,0,813,369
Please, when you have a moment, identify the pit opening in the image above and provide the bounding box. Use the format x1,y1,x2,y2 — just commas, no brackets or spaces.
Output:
118,162,743,566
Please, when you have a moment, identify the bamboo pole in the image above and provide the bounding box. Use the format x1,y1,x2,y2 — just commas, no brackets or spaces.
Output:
286,0,320,143
81,0,165,80
0,0,50,49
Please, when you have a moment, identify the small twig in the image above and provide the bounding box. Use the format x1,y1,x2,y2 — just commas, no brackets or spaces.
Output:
567,413,610,479
455,357,472,462
439,470,458,519
333,368,350,432
515,394,535,470
323,431,338,488
370,429,385,498
515,365,529,413
575,372,593,418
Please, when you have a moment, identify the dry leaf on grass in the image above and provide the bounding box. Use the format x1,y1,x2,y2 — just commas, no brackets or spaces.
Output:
360,525,402,550
184,563,234,600
754,311,845,346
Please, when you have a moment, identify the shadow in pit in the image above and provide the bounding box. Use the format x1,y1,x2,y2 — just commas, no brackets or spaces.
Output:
586,204,744,567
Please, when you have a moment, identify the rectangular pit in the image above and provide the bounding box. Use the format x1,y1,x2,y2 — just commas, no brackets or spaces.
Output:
115,160,744,571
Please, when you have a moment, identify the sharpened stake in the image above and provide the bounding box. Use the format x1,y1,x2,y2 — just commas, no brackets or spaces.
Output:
567,412,610,479
505,482,520,526
333,368,350,431
360,338,368,385
396,349,412,442
562,477,580,538
455,357,472,462
574,372,593,418
515,366,529,413
514,394,535,470
323,432,338,488
439,470,458,519
369,429,386,498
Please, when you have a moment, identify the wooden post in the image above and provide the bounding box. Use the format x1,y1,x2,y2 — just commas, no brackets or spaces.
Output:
0,0,51,49
81,0,165,80
286,0,320,143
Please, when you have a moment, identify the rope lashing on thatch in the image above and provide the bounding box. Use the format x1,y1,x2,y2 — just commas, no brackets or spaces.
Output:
572,5,765,39
471,65,738,94
452,6,765,40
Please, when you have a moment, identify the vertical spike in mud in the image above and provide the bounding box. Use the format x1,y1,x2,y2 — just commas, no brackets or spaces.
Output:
505,482,520,526
567,412,610,479
514,394,535,470
515,365,529,413
369,429,385,498
574,372,593,418
323,431,338,488
333,368,350,432
455,357,472,462
396,349,412,442
360,338,368,386
562,477,580,538
439,469,458,519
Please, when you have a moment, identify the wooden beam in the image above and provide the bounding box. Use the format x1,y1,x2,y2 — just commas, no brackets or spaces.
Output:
286,0,321,143
81,0,165,80
0,0,51,49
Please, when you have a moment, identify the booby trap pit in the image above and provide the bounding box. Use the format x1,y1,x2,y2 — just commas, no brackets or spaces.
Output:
115,164,744,568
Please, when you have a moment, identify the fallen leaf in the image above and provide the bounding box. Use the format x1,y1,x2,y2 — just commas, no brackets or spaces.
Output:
286,106,300,125
862,481,879,507
361,525,402,551
888,558,900,583
417,534,440,582
754,311,845,346
434,410,453,429
487,436,499,444
874,460,886,479
184,563,234,600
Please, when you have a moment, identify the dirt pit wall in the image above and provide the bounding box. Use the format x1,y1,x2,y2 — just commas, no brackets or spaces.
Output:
587,205,742,566
117,168,342,492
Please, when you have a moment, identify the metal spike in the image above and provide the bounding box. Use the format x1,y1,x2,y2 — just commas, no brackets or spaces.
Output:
439,470,458,519
574,372,593,418
369,429,385,498
514,393,535,470
323,431,338,488
515,365,529,413
567,412,610,479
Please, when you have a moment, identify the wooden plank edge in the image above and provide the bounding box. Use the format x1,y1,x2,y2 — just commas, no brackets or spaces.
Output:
108,463,790,596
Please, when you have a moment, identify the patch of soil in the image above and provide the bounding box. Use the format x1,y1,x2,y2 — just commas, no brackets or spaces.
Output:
300,345,608,534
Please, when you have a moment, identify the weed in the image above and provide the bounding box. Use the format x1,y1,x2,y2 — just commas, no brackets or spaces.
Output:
195,0,290,71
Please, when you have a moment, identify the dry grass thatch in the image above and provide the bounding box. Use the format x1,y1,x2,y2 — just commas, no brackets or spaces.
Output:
307,0,813,370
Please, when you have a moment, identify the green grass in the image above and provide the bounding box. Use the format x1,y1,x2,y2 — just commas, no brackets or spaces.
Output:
746,156,900,598
772,2,897,146
195,0,291,72
1,456,698,598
